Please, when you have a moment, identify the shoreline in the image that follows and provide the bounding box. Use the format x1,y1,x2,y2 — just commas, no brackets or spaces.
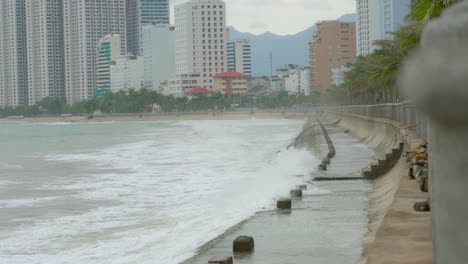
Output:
0,111,310,123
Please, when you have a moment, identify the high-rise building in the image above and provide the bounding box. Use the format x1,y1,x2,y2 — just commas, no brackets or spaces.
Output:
142,23,175,92
96,34,122,100
0,0,28,107
110,55,144,92
356,0,412,56
25,0,65,105
174,0,227,91
227,39,252,75
310,21,356,92
126,0,170,55
308,39,314,94
63,0,127,104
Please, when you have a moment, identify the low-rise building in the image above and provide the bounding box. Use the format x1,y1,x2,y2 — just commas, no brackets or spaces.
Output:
284,67,310,95
110,55,144,92
275,65,310,95
248,76,270,89
246,85,274,96
270,76,285,92
185,87,214,99
167,73,202,97
299,67,311,95
213,71,248,96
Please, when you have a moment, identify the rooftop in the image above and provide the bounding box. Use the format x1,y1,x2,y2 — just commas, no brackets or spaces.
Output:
185,87,214,94
213,71,248,78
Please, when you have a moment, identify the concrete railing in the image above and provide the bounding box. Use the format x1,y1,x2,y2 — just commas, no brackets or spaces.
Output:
321,102,429,140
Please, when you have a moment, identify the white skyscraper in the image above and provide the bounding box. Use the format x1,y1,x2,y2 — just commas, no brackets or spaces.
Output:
142,24,175,92
227,39,252,75
96,34,122,99
126,0,170,55
356,0,412,56
0,0,28,107
63,0,127,104
110,56,144,92
25,0,65,105
174,0,227,91
356,0,371,56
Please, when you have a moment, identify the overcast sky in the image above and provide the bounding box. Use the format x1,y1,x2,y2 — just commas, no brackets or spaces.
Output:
170,0,356,35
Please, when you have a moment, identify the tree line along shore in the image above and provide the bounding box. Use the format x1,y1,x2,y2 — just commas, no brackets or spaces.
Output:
0,89,320,118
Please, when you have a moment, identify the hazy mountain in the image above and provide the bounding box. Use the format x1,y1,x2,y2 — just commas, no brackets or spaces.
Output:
228,13,356,77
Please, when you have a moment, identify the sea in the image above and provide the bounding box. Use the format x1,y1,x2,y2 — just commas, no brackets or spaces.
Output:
0,119,321,264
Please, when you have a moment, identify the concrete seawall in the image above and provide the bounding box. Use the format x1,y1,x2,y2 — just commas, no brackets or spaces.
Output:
321,111,432,263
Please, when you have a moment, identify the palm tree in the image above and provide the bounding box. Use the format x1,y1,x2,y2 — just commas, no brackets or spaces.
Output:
411,0,459,28
335,0,459,105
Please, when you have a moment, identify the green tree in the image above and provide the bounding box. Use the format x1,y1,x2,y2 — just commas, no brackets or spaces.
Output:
333,0,458,105
38,97,66,115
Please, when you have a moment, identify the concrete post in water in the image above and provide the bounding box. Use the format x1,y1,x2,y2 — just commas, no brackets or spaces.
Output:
400,2,468,262
276,198,292,209
233,236,254,254
290,188,303,198
208,256,233,264
318,163,327,171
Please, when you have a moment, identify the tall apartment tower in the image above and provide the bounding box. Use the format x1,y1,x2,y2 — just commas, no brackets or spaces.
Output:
227,39,252,76
174,0,227,91
308,40,314,94
96,34,122,100
0,0,28,107
356,0,412,56
356,0,371,56
63,0,127,104
126,0,170,55
310,21,356,92
142,24,175,91
25,0,65,105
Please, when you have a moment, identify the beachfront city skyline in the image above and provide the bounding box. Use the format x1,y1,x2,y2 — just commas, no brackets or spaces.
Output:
0,2,463,262
1,0,412,109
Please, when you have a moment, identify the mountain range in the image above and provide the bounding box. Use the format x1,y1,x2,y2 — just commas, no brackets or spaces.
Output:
228,13,356,77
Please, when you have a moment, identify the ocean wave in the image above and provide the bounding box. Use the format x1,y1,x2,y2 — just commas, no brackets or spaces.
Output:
1,119,322,263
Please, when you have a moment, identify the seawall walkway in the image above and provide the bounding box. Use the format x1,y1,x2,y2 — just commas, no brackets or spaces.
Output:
322,110,432,263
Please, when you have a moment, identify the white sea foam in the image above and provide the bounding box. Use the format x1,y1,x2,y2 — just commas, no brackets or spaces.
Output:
304,187,332,196
0,162,24,170
0,119,319,264
0,196,61,209
19,122,73,126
